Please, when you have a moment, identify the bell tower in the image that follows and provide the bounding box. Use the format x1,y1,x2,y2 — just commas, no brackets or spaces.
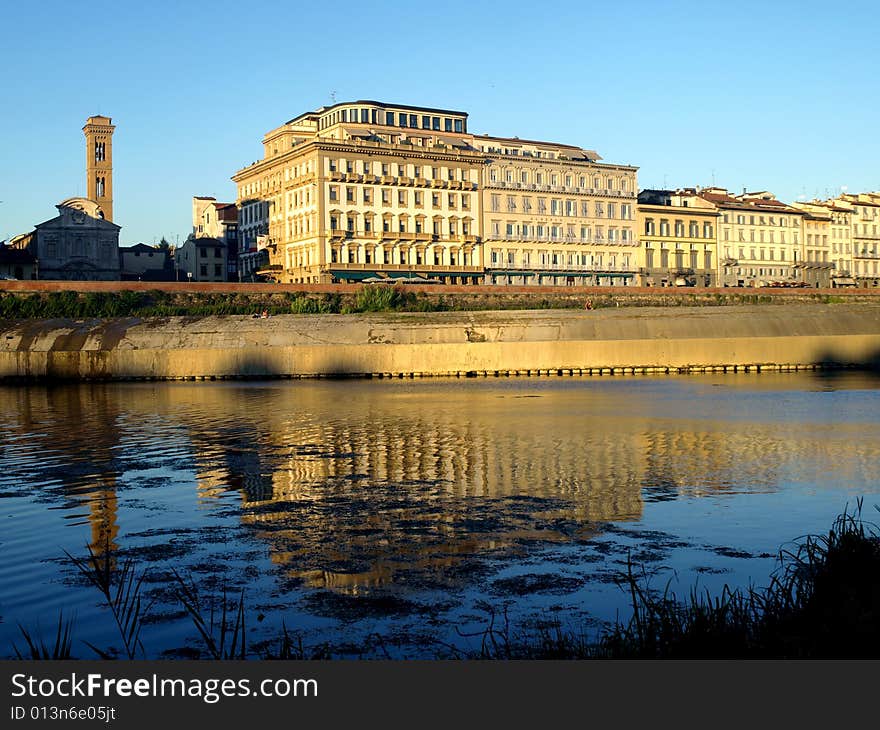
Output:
83,115,115,221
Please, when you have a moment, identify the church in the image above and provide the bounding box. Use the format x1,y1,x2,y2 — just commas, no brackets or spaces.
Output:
12,116,121,280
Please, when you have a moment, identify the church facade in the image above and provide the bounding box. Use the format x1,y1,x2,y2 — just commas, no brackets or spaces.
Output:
11,116,121,280
28,198,121,280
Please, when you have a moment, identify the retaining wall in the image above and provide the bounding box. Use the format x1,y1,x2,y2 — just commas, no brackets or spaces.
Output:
2,304,879,381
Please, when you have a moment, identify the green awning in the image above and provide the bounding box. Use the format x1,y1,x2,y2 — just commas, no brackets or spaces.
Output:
330,270,380,281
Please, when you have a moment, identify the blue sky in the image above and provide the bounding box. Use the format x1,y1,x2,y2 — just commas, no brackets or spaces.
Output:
2,0,878,246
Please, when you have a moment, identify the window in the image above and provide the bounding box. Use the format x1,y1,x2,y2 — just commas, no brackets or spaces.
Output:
454,119,463,133
444,118,452,132
214,264,222,277
200,265,207,277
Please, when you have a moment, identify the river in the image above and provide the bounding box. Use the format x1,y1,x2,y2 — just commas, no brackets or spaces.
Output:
1,372,879,658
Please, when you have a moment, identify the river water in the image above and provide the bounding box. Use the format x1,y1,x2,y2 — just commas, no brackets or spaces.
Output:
1,373,879,658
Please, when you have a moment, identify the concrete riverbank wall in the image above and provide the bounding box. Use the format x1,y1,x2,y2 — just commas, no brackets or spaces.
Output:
2,304,880,381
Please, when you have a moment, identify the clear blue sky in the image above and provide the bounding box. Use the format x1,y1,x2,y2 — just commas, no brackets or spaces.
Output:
2,0,878,246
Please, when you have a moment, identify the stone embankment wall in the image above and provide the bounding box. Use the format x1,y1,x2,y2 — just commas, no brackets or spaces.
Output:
2,304,879,382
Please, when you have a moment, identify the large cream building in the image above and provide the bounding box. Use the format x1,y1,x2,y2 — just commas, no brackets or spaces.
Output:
232,101,486,284
232,100,638,285
479,137,638,286
699,188,805,288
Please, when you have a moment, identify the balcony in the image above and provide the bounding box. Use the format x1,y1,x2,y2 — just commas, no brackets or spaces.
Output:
380,175,396,184
329,171,344,182
399,176,413,186
414,177,428,186
326,262,483,274
431,179,447,188
487,262,638,274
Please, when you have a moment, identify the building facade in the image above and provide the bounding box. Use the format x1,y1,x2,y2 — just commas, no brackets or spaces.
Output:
480,137,638,286
0,244,37,280
637,189,719,287
192,197,239,280
119,243,173,281
838,192,880,287
790,201,835,288
232,101,486,284
175,236,227,282
12,198,121,280
232,100,638,286
701,188,805,287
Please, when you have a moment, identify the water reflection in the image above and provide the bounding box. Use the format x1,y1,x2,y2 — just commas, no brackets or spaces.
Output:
1,374,879,655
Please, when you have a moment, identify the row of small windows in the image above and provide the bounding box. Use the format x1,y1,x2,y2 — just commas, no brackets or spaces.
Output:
721,213,795,227
644,219,714,238
492,196,632,219
490,222,632,243
326,158,473,181
328,213,472,237
722,229,798,244
328,186,470,210
489,169,630,191
644,248,714,271
723,247,798,262
328,245,473,267
319,107,465,134
489,250,632,269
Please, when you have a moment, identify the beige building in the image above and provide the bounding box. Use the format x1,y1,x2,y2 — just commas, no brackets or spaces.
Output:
790,201,835,288
700,188,805,287
176,235,227,282
192,196,239,280
837,192,880,287
232,100,486,284
479,138,638,286
637,189,719,287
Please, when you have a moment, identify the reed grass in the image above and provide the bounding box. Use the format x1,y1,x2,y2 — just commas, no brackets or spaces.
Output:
171,570,247,660
14,612,75,660
65,545,151,659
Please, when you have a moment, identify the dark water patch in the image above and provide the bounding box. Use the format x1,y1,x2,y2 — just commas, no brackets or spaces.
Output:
694,566,731,575
490,573,584,596
628,549,669,564
118,541,197,563
711,546,756,559
126,527,200,539
301,591,420,621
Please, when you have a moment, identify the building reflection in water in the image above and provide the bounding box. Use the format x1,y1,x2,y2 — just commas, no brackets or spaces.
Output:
2,376,879,598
